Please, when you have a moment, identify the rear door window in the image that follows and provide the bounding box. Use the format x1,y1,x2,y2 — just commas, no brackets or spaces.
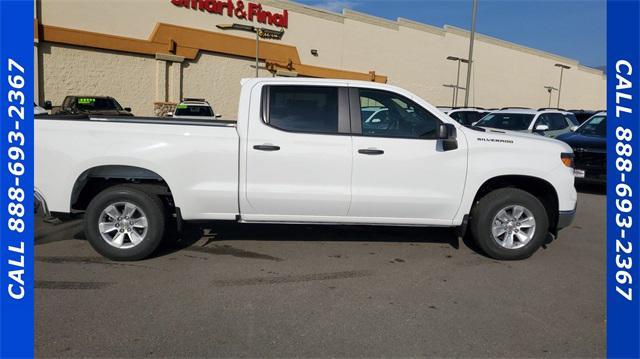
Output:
548,113,569,130
266,86,339,134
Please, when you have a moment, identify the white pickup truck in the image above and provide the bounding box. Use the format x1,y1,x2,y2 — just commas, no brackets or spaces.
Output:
36,78,577,261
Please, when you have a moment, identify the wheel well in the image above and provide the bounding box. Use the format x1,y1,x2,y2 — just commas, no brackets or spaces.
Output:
472,175,559,231
71,165,174,212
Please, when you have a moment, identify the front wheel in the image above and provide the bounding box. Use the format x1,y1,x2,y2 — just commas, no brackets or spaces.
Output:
84,185,165,261
470,188,549,260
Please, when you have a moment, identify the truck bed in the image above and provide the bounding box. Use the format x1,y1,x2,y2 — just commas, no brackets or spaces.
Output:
35,114,240,220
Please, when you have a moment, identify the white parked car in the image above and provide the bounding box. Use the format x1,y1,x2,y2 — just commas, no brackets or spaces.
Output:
474,107,579,138
168,98,220,120
35,78,577,261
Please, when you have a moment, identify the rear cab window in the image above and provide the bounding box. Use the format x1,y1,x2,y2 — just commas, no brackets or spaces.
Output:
264,86,340,134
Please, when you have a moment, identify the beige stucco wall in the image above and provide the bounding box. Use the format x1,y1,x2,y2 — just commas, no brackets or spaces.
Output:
36,0,606,116
182,52,272,118
39,43,157,115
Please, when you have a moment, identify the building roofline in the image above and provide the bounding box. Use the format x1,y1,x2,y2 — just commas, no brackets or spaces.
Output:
260,0,604,77
397,17,445,36
343,9,399,30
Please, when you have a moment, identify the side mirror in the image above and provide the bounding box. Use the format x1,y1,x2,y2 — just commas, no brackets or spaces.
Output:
535,124,549,131
166,112,173,117
437,123,458,151
436,123,456,140
215,114,222,119
124,107,132,112
570,126,578,132
371,118,381,123
43,100,52,110
471,121,479,127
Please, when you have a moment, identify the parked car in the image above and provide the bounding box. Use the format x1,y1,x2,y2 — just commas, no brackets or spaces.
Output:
474,107,579,138
568,109,601,124
556,111,606,183
168,98,220,120
47,96,133,116
441,107,488,127
34,102,47,115
35,78,576,261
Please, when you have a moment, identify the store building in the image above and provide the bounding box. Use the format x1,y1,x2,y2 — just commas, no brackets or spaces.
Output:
34,0,606,118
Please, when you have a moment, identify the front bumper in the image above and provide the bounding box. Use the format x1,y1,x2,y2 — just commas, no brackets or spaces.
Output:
557,207,577,230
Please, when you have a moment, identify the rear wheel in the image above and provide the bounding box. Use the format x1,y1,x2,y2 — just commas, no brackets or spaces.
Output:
84,185,165,261
470,188,549,260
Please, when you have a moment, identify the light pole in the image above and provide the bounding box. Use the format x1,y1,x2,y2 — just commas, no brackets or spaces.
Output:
554,63,571,108
446,56,469,107
544,86,558,107
463,0,478,107
217,23,285,77
443,84,465,108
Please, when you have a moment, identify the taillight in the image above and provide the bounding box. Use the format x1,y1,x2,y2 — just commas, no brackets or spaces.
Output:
561,152,574,168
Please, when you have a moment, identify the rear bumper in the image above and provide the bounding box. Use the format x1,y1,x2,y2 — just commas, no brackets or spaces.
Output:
557,207,577,230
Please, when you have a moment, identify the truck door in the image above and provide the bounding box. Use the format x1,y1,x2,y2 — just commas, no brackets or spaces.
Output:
348,87,467,224
242,84,353,221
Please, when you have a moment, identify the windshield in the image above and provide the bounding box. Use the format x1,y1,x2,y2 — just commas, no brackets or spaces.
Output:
576,115,606,137
174,105,214,117
475,113,534,131
74,97,122,111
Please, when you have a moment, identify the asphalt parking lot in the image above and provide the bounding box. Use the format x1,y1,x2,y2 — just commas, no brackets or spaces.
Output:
35,185,605,358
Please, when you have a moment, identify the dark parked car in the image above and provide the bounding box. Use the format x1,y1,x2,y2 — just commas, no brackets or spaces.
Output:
439,107,487,127
45,96,133,116
556,112,606,182
568,109,601,124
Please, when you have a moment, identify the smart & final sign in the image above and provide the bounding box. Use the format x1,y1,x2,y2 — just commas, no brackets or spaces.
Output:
170,0,289,28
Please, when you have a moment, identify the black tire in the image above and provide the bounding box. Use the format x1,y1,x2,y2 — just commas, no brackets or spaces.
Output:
84,185,165,261
470,188,549,260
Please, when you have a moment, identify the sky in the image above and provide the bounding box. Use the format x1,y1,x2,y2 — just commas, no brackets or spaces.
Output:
297,0,606,68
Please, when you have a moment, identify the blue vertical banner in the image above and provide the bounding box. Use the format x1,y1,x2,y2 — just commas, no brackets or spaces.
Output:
607,0,640,358
0,0,35,357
